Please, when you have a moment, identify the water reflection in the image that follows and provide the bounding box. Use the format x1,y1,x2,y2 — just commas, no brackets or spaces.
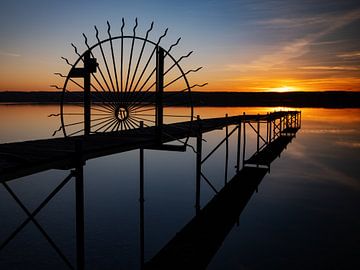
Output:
1,105,359,269
1,114,299,269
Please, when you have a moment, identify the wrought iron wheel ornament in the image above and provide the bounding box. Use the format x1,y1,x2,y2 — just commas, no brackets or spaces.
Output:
51,19,207,145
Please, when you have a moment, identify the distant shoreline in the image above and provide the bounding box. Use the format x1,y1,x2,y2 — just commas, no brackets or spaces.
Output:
0,91,359,108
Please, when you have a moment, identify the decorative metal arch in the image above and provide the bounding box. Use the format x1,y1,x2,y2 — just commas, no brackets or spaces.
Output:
51,18,207,146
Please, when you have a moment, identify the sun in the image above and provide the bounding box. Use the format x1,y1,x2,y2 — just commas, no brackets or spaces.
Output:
268,86,298,92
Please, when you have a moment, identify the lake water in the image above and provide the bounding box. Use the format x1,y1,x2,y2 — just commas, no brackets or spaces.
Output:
0,105,359,269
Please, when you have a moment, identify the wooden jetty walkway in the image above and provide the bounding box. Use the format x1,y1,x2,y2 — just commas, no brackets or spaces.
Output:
0,109,300,270
0,111,299,182
145,131,298,269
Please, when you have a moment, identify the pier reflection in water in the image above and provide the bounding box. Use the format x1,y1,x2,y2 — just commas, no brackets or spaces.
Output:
1,106,359,269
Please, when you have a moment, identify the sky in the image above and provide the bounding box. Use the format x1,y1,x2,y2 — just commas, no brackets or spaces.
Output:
0,0,359,92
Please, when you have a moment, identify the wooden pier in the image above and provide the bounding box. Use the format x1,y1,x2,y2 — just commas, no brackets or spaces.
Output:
1,110,300,270
145,134,297,269
0,111,300,182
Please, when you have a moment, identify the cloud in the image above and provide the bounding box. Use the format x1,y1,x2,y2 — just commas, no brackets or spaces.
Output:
299,66,360,71
0,50,21,57
302,129,357,135
224,38,310,72
230,8,360,72
335,141,360,148
255,15,329,28
337,51,360,58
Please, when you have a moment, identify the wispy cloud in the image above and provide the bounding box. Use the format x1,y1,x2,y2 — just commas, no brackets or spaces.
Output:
337,51,360,58
302,129,357,135
336,141,360,148
230,8,360,72
299,66,360,71
0,50,21,57
255,15,329,28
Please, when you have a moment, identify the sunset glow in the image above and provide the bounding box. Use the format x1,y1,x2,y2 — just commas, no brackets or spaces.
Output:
267,86,299,92
0,0,359,92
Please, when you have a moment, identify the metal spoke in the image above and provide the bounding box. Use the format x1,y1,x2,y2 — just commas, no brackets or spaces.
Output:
128,22,154,92
57,19,195,143
94,25,116,92
107,21,119,93
131,28,168,94
124,18,138,94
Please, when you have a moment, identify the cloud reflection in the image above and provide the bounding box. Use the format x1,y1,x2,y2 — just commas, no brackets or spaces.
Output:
335,141,360,148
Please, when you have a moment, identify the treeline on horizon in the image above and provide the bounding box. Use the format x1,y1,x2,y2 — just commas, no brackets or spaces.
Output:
0,91,359,108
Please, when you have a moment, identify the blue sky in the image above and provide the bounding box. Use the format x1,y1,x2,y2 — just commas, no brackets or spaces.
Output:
0,0,359,91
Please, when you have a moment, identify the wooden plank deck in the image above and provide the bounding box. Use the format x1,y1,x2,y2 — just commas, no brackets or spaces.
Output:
0,111,299,182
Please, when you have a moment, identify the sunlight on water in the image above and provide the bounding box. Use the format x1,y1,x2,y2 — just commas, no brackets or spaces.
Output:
0,105,359,269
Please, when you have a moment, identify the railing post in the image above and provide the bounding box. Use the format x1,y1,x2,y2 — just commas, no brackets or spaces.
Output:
256,114,260,154
195,115,202,215
224,114,229,185
269,115,272,143
266,113,269,144
242,112,246,168
273,119,276,140
236,117,241,174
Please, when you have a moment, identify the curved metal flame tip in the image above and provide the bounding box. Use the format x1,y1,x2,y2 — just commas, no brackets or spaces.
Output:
60,57,72,66
107,21,111,32
54,72,66,78
168,37,181,53
121,18,125,34
48,113,60,117
50,85,62,90
82,33,90,48
157,28,168,44
191,83,208,88
185,67,202,75
133,18,138,34
94,25,100,41
71,43,80,56
146,21,154,34
52,126,63,136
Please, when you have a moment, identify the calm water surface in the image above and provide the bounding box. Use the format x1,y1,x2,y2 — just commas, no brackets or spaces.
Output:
0,105,359,269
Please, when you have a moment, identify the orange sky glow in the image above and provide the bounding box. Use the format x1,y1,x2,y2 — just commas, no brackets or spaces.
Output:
0,1,359,92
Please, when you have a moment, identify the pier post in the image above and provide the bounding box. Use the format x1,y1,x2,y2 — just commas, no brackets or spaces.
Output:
196,115,202,215
75,165,85,270
224,114,229,185
139,121,145,269
68,50,97,136
155,46,164,143
83,51,91,136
